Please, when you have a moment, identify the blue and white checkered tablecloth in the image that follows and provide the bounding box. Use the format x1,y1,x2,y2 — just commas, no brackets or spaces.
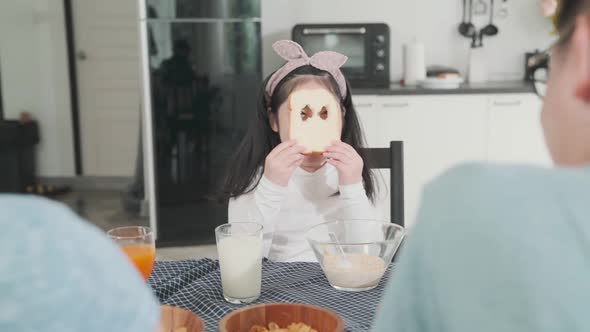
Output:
148,259,393,332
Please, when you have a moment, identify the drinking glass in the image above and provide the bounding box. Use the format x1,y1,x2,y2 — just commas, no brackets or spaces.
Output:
215,222,263,304
107,226,155,280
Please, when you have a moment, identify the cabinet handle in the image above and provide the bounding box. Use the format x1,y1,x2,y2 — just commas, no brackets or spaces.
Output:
382,102,409,108
493,100,522,107
354,103,373,108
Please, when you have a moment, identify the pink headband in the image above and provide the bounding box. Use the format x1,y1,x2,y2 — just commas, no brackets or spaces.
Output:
265,40,348,101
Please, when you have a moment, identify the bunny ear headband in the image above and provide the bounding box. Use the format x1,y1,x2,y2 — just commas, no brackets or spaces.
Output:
264,40,348,101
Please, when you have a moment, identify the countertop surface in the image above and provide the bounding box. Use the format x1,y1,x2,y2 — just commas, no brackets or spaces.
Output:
353,80,535,96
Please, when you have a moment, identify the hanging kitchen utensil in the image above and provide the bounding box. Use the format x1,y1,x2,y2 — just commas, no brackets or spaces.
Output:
477,0,499,47
482,0,499,36
459,0,476,37
471,32,480,48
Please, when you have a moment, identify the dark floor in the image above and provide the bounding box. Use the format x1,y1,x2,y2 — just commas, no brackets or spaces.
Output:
55,190,148,232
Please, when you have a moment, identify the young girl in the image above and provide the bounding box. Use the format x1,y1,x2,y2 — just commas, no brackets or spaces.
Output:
222,40,378,262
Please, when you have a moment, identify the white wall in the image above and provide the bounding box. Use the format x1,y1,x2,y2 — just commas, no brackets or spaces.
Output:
0,0,75,177
261,0,554,80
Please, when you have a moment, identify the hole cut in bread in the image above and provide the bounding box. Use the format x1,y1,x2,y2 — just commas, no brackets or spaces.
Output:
288,88,342,154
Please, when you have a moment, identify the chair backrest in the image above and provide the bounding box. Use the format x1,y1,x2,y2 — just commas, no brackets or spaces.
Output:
360,141,404,227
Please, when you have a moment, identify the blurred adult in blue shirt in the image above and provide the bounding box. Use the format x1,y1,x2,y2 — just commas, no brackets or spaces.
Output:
374,1,590,331
0,195,160,332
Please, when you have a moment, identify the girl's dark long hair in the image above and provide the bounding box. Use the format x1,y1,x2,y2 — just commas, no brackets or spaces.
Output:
221,65,376,201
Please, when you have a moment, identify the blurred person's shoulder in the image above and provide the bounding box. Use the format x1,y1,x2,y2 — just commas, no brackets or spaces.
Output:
398,164,590,331
415,162,590,253
0,194,81,228
0,193,69,209
423,162,590,214
0,195,160,332
0,194,110,257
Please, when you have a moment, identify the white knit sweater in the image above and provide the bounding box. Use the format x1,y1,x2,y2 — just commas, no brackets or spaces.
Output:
228,164,377,262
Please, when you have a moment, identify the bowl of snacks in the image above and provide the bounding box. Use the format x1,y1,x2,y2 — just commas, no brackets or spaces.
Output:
158,305,204,332
219,303,344,332
306,220,405,291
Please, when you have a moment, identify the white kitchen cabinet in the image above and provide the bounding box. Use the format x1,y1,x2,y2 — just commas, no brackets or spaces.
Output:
353,95,379,147
352,92,549,228
353,97,396,222
487,94,552,166
411,95,489,172
371,96,417,222
404,95,488,226
373,96,416,147
364,95,488,226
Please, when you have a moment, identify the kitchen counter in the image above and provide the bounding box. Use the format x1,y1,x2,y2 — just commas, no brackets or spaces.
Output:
353,80,535,96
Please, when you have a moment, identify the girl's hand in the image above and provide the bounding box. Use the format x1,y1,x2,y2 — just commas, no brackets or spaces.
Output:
324,141,364,186
263,140,305,187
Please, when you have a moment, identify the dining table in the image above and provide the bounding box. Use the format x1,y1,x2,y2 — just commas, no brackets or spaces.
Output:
148,258,395,332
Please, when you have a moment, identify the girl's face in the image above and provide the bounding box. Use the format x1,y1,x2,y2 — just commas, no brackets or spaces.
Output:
541,15,590,166
269,77,344,170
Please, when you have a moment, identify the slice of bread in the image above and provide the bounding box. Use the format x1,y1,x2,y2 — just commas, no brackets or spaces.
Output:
288,89,342,154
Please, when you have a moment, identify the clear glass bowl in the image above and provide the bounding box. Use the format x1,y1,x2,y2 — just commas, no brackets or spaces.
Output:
306,220,405,292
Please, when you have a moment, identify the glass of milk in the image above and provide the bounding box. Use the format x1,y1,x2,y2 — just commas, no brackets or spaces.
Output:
215,222,263,304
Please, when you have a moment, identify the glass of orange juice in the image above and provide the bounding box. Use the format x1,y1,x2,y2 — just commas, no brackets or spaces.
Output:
107,226,155,280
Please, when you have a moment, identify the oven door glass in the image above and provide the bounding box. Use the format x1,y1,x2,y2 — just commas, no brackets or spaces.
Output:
300,34,365,73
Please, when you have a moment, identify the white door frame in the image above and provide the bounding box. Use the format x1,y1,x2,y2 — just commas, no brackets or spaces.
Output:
137,0,158,239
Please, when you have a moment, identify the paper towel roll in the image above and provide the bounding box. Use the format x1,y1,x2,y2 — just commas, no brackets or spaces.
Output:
403,41,426,86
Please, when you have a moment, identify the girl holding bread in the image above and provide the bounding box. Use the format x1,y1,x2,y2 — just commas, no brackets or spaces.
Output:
222,40,379,262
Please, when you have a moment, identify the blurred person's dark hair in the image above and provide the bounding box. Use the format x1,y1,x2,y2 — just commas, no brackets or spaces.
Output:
556,0,590,46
